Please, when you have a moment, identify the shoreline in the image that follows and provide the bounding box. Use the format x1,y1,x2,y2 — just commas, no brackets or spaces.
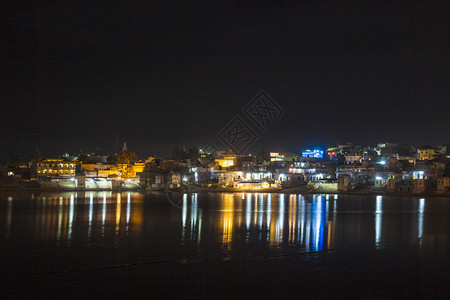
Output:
1,186,449,197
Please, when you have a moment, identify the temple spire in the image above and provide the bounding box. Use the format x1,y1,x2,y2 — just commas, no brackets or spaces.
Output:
34,147,42,162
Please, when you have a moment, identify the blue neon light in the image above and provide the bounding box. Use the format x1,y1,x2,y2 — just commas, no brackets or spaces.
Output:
302,149,324,158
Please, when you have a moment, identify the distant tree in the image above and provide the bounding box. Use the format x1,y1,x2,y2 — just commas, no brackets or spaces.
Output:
9,156,29,167
444,161,450,176
172,148,183,160
420,145,433,149
188,146,199,160
255,151,269,163
107,153,118,164
75,163,83,175
341,147,352,156
172,146,201,161
77,154,91,164
397,144,414,157
365,150,379,161
284,153,299,161
326,164,337,179
334,153,346,164
400,160,413,172
116,150,137,165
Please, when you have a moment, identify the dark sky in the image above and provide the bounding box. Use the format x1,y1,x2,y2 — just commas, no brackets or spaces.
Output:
2,1,449,160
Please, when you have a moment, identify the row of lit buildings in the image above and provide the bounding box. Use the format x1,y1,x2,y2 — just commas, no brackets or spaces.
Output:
35,158,145,179
2,142,449,193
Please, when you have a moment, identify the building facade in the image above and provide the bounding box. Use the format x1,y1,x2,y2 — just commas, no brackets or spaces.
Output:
37,159,77,177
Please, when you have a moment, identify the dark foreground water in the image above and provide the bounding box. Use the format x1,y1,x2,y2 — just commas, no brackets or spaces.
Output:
0,191,448,298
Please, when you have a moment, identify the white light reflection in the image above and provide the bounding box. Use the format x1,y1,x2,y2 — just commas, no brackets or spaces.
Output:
181,194,187,241
276,194,285,244
258,194,264,230
102,192,107,235
333,194,337,214
197,207,202,244
68,194,74,240
253,194,258,227
191,193,198,241
312,195,323,251
126,192,131,230
418,198,425,243
88,193,93,238
305,198,311,252
375,195,383,247
298,195,305,246
246,194,251,231
57,197,63,241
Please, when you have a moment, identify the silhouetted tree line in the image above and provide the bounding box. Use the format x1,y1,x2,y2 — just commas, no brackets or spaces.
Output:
171,146,200,161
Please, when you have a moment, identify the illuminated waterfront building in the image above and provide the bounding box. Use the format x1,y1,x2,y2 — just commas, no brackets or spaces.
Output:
37,159,77,177
217,170,244,186
216,155,237,168
81,161,145,179
417,148,436,161
270,152,285,161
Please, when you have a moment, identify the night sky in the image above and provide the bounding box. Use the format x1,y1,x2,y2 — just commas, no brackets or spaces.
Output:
2,1,449,161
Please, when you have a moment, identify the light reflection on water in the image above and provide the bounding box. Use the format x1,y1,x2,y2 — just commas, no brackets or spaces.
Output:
1,192,444,260
1,192,145,242
88,193,93,238
221,194,233,245
6,196,12,238
375,195,383,247
175,193,438,256
418,198,425,245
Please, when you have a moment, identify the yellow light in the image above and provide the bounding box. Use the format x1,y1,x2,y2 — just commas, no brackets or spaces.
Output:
116,193,121,232
221,194,234,244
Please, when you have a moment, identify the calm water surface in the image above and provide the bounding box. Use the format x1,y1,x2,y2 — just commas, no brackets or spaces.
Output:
1,191,449,298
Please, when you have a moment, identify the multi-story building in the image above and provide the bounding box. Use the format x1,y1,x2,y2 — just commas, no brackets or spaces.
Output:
437,177,450,193
37,159,77,177
418,148,436,160
326,148,339,159
269,152,285,161
215,155,237,168
217,170,244,186
435,145,448,156
81,163,114,177
344,155,362,164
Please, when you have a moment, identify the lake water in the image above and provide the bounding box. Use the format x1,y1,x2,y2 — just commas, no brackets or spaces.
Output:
1,191,448,298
